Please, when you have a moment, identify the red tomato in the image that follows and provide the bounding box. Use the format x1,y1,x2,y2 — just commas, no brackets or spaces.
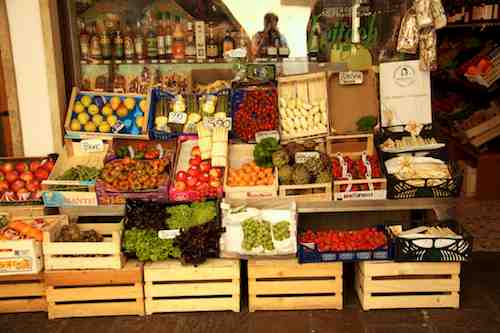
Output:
186,175,197,187
199,161,211,173
201,172,210,183
191,146,201,157
176,171,188,182
209,179,221,189
175,180,187,191
188,165,201,178
209,167,223,179
189,156,202,167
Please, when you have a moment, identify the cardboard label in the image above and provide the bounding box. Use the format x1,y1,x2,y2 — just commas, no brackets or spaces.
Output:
295,151,320,163
168,112,187,124
203,117,232,130
112,120,125,133
158,229,181,240
339,71,364,85
80,139,104,153
255,130,280,143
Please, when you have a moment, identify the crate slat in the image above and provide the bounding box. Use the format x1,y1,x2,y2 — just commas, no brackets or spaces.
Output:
0,283,45,298
278,183,332,202
357,261,461,276
145,282,234,297
0,299,47,314
248,260,342,278
249,279,340,295
146,298,236,314
48,300,144,319
249,295,342,312
0,273,46,313
47,284,142,302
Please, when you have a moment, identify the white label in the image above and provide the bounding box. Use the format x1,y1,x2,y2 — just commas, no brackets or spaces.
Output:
295,151,320,163
255,130,280,143
168,112,187,124
80,139,104,153
112,120,125,133
158,229,181,240
339,71,364,85
203,117,232,130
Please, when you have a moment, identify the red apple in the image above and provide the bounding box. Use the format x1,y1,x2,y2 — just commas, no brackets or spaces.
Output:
176,171,188,182
35,169,49,181
201,172,210,183
200,161,211,173
26,180,41,192
175,180,187,192
5,171,19,184
31,191,42,200
15,162,29,173
10,180,26,192
189,156,202,167
1,162,14,173
20,171,34,183
16,188,30,201
209,168,223,179
42,159,55,172
186,175,197,187
0,180,9,192
191,146,201,157
29,161,41,172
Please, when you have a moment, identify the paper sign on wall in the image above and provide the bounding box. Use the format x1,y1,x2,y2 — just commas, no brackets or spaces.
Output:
379,60,432,127
80,139,104,153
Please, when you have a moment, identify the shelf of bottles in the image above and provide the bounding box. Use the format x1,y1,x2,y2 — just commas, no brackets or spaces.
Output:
444,0,500,25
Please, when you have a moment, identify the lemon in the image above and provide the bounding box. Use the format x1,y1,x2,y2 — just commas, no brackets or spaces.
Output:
92,114,104,125
107,115,118,127
110,96,121,110
135,116,144,128
101,104,113,116
116,105,129,118
77,112,90,125
88,104,99,115
84,121,97,132
139,99,148,113
70,119,81,131
73,101,85,114
98,122,111,133
124,97,136,110
81,95,92,107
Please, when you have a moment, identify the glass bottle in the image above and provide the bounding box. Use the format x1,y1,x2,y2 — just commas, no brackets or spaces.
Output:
185,21,196,60
222,29,235,57
89,23,102,60
172,16,185,60
157,13,166,61
146,21,158,60
266,29,279,58
114,29,124,60
123,23,135,60
135,21,145,61
308,19,320,59
79,21,90,61
165,12,173,60
101,26,112,61
206,23,219,60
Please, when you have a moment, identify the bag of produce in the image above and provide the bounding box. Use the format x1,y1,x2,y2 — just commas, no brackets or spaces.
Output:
219,201,297,258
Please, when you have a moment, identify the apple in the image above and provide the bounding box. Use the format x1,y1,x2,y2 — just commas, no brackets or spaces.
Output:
201,172,210,183
35,169,49,181
29,161,41,172
10,180,26,192
26,180,41,192
186,175,197,187
5,171,19,184
1,162,14,173
20,171,34,183
0,180,9,192
209,168,223,179
188,165,201,178
31,191,42,200
176,171,188,182
200,161,211,173
16,188,30,201
42,159,55,172
15,162,29,173
191,146,201,157
175,180,187,192
189,156,202,167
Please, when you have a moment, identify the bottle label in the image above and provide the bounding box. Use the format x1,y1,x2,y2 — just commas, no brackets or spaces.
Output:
124,38,134,57
207,45,218,58
157,36,166,55
146,37,158,58
80,43,89,58
267,47,277,56
165,35,173,54
135,38,144,57
223,41,234,54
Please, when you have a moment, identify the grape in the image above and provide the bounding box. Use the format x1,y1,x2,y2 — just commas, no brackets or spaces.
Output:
242,218,274,251
273,221,291,241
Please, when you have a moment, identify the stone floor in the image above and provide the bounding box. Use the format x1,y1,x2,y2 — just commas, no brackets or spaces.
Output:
1,252,499,333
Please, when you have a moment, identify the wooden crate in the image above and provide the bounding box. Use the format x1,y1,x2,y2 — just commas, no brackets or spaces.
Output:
355,261,461,310
278,183,332,202
248,259,342,312
0,273,46,313
278,72,329,142
0,205,45,218
144,259,240,314
224,144,278,200
45,260,144,319
43,221,124,270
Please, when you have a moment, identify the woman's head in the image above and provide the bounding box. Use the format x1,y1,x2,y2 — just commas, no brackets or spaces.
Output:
264,13,278,29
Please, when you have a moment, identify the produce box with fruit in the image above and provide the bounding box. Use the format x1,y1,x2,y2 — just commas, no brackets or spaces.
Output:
169,136,224,202
224,144,278,200
326,134,387,201
0,215,64,275
298,226,390,263
231,85,278,142
0,156,57,205
64,87,149,139
278,72,329,142
42,140,109,207
220,201,297,257
96,140,175,205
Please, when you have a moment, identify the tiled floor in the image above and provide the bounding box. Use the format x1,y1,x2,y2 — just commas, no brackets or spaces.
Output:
1,252,499,333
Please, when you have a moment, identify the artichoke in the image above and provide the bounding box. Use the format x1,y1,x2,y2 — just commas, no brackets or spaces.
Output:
292,164,312,185
278,165,294,185
272,149,290,168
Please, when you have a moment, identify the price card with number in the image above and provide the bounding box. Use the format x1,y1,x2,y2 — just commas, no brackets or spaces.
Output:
158,229,181,240
203,117,232,130
168,112,187,124
339,71,364,85
80,139,104,153
295,151,320,164
255,130,280,143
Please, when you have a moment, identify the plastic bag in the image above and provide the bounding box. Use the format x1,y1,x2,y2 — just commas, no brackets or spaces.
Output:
397,7,419,54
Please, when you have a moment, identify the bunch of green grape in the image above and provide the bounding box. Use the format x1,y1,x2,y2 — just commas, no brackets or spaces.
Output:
242,218,274,251
273,221,291,241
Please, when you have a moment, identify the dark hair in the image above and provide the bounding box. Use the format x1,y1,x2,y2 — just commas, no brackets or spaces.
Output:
264,13,278,25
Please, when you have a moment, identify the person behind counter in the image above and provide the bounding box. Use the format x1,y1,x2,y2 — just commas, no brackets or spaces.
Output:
251,13,289,59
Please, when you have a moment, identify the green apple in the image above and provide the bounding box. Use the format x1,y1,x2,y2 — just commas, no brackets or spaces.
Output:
88,104,99,115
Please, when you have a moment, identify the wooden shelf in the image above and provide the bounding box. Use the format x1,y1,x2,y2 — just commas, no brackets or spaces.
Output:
445,21,500,29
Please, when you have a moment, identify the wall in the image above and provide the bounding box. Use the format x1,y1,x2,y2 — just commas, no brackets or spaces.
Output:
5,0,56,156
224,0,310,58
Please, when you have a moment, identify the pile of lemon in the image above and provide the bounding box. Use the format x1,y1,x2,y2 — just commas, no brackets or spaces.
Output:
70,95,147,133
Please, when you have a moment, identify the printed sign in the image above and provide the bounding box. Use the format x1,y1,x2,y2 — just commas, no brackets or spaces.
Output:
168,112,188,124
339,71,364,85
255,130,280,143
295,151,320,163
203,117,232,130
158,230,181,240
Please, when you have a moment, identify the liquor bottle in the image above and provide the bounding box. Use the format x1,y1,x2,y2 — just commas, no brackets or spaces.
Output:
89,23,102,60
308,19,320,59
123,23,135,60
114,29,124,60
135,21,145,61
157,13,166,61
101,27,112,61
146,21,158,60
238,27,247,49
172,16,185,60
185,21,196,60
206,23,219,60
79,21,90,61
165,12,173,60
222,29,235,58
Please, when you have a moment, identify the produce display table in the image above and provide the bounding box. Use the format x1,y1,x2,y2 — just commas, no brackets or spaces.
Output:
0,273,46,314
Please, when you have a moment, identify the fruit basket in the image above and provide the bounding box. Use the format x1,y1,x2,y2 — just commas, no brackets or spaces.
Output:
64,87,150,140
230,85,278,143
0,156,57,205
42,140,109,207
169,136,224,202
298,226,390,263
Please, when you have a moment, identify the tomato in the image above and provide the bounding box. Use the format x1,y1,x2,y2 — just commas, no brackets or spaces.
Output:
191,146,201,157
199,161,211,173
175,181,187,192
189,156,202,167
209,179,221,189
188,165,201,178
186,175,197,187
209,167,223,179
201,172,210,183
176,171,188,182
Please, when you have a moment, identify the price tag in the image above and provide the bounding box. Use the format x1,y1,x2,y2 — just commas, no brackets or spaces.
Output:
112,120,125,133
255,130,280,143
295,151,320,163
203,117,232,130
80,139,104,153
339,71,364,85
158,229,180,240
168,111,187,124
345,173,353,192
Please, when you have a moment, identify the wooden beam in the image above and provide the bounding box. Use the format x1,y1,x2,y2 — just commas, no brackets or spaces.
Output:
0,0,24,156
